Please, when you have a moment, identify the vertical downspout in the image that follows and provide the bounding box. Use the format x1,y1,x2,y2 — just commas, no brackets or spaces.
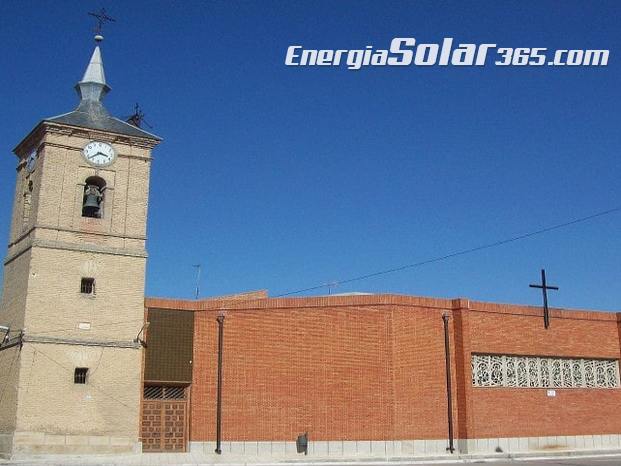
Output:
443,313,455,454
215,314,225,454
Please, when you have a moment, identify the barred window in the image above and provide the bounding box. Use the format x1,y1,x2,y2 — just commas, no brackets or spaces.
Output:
472,354,619,389
80,278,95,295
74,367,88,384
143,385,187,400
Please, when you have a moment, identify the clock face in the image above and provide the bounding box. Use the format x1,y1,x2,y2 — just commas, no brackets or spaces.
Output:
26,149,37,173
83,141,116,166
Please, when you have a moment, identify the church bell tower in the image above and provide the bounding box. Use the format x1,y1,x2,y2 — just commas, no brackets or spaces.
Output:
0,33,161,457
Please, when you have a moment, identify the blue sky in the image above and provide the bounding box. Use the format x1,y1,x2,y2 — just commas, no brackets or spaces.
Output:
0,1,619,310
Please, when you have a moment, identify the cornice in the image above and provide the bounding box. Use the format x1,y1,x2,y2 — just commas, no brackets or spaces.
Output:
4,238,147,265
13,121,160,157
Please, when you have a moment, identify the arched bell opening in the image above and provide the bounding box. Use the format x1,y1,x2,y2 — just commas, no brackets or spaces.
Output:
82,176,106,218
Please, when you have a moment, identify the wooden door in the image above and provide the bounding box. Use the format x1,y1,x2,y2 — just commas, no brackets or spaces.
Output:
141,386,188,452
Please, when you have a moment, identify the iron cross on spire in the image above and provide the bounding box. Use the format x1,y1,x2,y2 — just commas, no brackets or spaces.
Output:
529,269,559,329
88,8,115,40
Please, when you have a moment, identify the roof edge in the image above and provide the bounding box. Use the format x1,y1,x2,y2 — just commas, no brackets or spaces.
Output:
145,291,620,318
13,120,162,156
43,113,162,141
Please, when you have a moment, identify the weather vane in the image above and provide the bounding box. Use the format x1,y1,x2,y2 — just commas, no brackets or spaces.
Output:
125,104,153,129
88,8,116,41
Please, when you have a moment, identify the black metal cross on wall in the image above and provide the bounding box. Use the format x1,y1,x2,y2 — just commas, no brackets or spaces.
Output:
529,269,559,329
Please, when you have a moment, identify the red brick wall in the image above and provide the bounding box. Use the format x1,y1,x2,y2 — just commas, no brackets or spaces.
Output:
189,295,457,441
191,306,396,441
463,301,621,438
392,306,455,439
147,294,621,441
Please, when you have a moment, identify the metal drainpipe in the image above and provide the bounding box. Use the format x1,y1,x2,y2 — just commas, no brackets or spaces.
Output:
443,314,455,454
215,314,225,454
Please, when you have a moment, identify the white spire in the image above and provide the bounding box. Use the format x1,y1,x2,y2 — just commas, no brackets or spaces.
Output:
80,45,107,86
75,42,110,103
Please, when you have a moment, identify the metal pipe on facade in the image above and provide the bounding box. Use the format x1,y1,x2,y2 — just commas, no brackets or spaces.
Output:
442,313,455,454
215,314,225,454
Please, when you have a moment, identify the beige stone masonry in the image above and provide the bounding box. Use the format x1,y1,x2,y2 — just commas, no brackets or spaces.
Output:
0,118,159,459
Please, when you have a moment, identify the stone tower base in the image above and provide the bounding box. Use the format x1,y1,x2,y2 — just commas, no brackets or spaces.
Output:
0,431,141,459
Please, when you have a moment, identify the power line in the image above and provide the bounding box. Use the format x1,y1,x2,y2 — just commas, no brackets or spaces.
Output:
2,207,618,325
274,206,621,297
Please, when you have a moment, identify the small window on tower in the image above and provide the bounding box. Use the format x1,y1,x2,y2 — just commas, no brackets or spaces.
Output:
74,367,88,384
80,278,95,295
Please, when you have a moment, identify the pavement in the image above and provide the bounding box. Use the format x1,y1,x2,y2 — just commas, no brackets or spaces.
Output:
1,449,621,466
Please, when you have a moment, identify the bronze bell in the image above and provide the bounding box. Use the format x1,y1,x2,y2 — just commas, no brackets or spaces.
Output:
83,185,102,217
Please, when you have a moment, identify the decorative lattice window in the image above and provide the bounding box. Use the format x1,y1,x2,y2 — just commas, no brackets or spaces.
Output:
471,354,619,389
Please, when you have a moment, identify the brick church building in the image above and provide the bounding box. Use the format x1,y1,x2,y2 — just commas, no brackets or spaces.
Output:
142,292,621,456
1,33,620,459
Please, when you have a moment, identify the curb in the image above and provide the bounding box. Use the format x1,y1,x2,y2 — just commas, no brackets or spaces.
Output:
1,449,621,465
